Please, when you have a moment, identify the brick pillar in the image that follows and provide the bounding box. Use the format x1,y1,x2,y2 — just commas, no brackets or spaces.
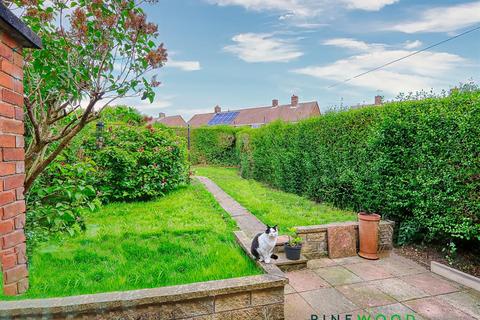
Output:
0,31,28,296
0,3,41,296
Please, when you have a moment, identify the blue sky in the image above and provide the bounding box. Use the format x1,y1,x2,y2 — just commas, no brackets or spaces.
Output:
125,0,480,120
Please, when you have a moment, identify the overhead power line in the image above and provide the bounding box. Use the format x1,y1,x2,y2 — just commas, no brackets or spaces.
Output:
327,25,480,89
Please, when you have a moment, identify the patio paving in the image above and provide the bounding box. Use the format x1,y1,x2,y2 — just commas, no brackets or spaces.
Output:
284,251,480,320
196,175,479,319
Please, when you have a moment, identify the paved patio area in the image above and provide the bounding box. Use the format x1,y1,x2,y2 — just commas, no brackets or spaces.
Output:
196,175,479,320
284,252,480,320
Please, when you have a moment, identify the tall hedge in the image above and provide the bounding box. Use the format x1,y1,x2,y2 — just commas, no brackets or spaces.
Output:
190,126,240,166
238,91,480,245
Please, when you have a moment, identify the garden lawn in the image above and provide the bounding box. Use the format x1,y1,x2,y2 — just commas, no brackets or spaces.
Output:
2,181,260,300
195,166,356,233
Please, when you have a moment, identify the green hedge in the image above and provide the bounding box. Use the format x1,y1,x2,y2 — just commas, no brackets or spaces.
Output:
238,91,480,245
189,126,240,166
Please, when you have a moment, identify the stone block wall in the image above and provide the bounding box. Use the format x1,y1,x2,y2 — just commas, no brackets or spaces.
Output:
296,220,395,259
0,274,286,319
0,31,28,296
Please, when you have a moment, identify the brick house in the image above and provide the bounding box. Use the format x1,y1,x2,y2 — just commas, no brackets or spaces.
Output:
188,95,320,128
149,112,187,127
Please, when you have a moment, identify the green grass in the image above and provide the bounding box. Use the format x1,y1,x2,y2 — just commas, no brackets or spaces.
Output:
195,166,356,233
2,181,260,300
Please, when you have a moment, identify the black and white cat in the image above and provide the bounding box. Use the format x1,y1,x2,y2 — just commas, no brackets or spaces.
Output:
251,225,279,264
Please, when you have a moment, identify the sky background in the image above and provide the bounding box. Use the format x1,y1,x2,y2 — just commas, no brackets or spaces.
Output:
123,0,480,120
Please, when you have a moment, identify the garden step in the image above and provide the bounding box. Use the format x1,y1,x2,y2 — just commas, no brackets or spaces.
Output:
274,235,289,253
274,252,308,272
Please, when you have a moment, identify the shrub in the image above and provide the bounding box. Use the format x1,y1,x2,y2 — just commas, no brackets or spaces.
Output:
83,125,189,202
190,126,240,166
26,155,100,246
100,105,145,125
238,91,480,245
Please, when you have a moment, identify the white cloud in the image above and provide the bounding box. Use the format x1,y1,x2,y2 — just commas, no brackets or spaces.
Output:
389,1,480,33
166,59,201,71
224,33,303,63
323,38,381,51
114,96,174,116
293,40,467,95
208,0,398,22
403,40,423,49
209,0,316,18
341,0,399,11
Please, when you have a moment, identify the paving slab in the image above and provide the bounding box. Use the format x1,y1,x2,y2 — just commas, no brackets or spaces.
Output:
374,256,428,277
307,258,338,269
370,277,429,302
332,256,365,266
401,272,461,296
336,283,397,308
436,290,480,319
300,288,359,315
344,262,394,281
313,266,363,286
284,293,316,320
367,303,425,320
286,270,330,292
327,225,357,259
284,284,296,295
404,296,476,320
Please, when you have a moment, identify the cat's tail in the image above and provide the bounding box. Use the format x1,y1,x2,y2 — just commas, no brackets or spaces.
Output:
252,248,260,260
270,254,278,260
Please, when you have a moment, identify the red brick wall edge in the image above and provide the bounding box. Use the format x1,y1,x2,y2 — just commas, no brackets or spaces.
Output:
0,31,28,296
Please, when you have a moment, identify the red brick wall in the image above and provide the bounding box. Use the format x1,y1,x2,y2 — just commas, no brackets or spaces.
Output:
0,31,28,296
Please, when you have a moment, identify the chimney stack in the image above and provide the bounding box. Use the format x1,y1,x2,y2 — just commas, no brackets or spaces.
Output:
291,95,299,106
272,99,279,107
159,112,166,118
214,105,221,113
374,95,383,105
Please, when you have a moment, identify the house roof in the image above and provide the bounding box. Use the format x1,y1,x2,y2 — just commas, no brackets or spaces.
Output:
0,3,42,49
154,115,187,127
188,101,320,127
188,112,215,127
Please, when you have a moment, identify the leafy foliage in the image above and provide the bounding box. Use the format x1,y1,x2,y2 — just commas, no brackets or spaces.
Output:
99,105,145,125
238,91,480,245
26,155,100,247
83,125,189,202
189,126,240,166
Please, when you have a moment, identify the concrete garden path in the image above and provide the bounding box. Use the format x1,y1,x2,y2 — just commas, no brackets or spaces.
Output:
196,176,266,238
285,253,480,320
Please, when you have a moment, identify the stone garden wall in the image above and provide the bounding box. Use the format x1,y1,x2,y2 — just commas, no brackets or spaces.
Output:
0,274,286,319
296,220,395,259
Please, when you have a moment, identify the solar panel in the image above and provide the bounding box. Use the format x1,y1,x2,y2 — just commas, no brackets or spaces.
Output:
208,112,239,125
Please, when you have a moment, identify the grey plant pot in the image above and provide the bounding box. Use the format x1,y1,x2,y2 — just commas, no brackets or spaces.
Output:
284,243,302,260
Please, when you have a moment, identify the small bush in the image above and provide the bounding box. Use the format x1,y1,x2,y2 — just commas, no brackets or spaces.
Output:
26,155,100,246
83,125,189,202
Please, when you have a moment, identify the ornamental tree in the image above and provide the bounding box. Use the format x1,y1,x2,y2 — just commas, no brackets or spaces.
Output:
6,0,167,191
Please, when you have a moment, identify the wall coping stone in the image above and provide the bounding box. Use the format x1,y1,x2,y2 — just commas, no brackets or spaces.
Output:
0,274,286,317
296,220,395,234
0,3,42,48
